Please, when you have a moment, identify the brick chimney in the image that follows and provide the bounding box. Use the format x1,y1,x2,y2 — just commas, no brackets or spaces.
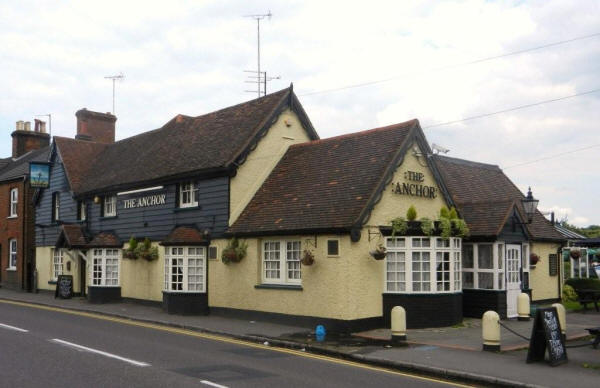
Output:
75,109,116,143
11,120,51,158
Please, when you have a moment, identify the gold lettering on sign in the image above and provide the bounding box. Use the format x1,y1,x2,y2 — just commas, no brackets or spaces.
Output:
392,170,437,199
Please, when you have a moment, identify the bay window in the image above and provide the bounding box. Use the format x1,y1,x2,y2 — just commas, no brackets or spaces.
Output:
164,247,206,292
385,237,461,293
462,242,512,290
91,249,120,286
262,240,302,285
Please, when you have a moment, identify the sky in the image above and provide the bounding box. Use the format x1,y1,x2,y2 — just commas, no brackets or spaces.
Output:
0,0,598,226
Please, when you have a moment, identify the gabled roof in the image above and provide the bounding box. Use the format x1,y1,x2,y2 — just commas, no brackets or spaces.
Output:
0,147,50,183
55,224,121,249
433,155,564,242
229,120,451,237
54,86,318,196
160,226,209,246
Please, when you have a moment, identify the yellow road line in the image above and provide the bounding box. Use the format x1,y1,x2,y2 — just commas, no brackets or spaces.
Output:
0,299,474,387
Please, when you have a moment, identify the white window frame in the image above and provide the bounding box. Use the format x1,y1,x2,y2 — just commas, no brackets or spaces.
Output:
569,248,592,278
164,246,206,292
179,182,198,208
52,248,64,280
462,242,508,290
261,240,302,285
9,188,18,217
8,239,17,270
522,243,530,289
91,248,120,286
79,201,86,221
104,195,117,217
385,236,462,294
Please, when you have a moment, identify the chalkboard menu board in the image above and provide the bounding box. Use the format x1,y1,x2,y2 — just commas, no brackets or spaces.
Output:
548,254,558,276
527,307,567,366
54,275,73,299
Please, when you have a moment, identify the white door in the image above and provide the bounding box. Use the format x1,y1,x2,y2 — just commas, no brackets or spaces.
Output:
506,245,522,318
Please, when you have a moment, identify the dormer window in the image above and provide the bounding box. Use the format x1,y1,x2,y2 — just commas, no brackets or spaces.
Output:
9,188,18,217
103,195,117,217
179,182,198,208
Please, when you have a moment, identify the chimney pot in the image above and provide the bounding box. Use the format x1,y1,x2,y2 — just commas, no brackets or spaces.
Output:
11,119,50,158
24,121,31,131
16,121,24,131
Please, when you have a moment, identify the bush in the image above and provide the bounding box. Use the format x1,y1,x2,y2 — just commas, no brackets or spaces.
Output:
439,206,449,219
562,284,578,302
448,207,458,220
565,277,600,291
406,205,417,221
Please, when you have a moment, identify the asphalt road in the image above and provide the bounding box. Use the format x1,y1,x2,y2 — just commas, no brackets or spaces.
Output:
0,301,470,388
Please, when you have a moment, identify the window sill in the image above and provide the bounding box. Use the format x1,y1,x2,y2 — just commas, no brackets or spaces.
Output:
254,284,303,291
174,206,202,213
99,216,117,220
6,268,17,272
7,215,18,219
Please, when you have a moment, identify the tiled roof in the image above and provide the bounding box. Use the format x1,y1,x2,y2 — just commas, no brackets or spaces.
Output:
229,120,417,235
57,86,317,195
0,147,50,182
56,224,89,248
88,232,122,248
160,226,209,246
458,200,516,237
433,155,564,241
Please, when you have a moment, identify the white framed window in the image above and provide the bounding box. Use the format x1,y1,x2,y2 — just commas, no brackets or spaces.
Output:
569,248,595,278
8,239,17,270
385,236,462,293
9,188,18,217
262,240,302,285
103,195,116,217
522,243,530,289
462,242,507,290
78,201,86,221
179,182,198,208
164,246,206,292
91,249,120,286
53,249,64,280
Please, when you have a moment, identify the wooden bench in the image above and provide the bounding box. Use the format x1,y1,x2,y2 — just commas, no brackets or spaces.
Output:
575,289,600,312
586,327,600,349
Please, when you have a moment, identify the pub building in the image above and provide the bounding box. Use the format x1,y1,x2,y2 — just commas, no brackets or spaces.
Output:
34,86,564,331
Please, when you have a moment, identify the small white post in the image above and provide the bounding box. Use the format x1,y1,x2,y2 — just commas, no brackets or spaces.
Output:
482,310,500,351
517,293,531,321
391,306,407,345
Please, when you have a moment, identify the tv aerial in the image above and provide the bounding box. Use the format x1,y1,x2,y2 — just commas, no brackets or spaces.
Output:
104,72,125,114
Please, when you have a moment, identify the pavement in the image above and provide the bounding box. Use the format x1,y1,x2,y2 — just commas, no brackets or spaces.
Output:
1,288,599,387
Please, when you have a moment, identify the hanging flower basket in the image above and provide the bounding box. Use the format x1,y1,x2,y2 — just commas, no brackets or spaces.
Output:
370,245,387,260
570,249,581,259
123,250,138,260
530,253,540,266
301,250,315,266
221,237,248,264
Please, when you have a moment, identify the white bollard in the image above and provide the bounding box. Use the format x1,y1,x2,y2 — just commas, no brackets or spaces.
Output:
391,306,407,345
482,310,500,351
517,293,531,321
552,303,567,342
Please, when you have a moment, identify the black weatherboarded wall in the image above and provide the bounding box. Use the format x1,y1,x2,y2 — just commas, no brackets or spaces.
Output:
36,154,230,247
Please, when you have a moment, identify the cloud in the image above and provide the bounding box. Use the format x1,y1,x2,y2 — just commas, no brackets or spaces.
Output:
1,0,598,225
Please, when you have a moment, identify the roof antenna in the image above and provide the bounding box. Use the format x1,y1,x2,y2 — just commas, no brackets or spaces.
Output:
243,11,278,98
104,72,125,114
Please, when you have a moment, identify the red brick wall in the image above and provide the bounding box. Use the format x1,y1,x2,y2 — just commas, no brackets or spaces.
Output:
0,180,32,290
11,131,50,158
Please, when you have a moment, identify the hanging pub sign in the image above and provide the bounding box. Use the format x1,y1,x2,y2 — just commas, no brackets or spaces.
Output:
526,307,567,366
29,162,51,188
392,170,437,199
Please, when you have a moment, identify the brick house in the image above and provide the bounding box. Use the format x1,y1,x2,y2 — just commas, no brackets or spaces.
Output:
0,120,50,290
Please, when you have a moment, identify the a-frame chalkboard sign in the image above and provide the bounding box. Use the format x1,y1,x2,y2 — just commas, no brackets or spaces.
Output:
526,307,567,366
54,275,74,299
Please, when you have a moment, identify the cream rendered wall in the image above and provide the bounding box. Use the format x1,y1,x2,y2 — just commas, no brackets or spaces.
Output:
35,246,82,293
530,242,561,301
120,242,163,302
209,235,358,320
344,143,451,320
229,109,311,225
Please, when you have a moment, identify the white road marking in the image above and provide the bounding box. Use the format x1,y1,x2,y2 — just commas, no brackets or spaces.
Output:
50,338,150,367
0,323,28,332
200,380,229,388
